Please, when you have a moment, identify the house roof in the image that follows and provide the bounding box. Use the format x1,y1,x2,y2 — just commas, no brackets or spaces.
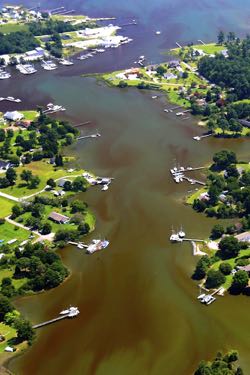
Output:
57,179,68,187
4,111,24,121
48,212,69,223
0,160,10,169
237,264,250,273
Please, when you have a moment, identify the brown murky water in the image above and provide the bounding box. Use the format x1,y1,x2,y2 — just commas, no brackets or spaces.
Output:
1,75,249,374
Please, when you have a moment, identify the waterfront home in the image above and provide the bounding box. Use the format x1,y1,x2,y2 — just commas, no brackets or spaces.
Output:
235,231,250,243
4,111,24,122
164,72,177,80
236,265,250,274
57,179,70,188
48,212,70,224
0,160,10,171
168,60,180,68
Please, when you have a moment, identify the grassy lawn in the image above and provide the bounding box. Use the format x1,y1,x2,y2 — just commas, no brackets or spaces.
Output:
0,323,17,353
186,187,206,205
172,43,225,56
0,23,28,33
237,163,250,172
167,90,190,108
211,249,250,290
16,204,95,234
0,268,27,290
20,111,38,121
2,161,78,198
191,43,225,55
84,210,96,231
0,197,14,217
0,221,30,244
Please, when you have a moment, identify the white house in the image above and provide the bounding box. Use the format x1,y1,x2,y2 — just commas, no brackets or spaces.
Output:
4,111,24,121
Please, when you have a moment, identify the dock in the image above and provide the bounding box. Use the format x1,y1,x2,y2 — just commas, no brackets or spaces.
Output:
32,306,80,329
170,165,206,186
33,315,67,329
73,121,92,128
182,176,206,186
77,132,101,141
197,39,205,45
176,42,182,48
193,134,213,141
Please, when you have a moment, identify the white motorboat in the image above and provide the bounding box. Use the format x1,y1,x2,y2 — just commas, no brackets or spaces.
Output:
0,71,11,79
60,308,70,315
41,60,57,70
59,59,74,66
86,239,109,254
101,184,109,191
178,226,186,238
155,31,161,35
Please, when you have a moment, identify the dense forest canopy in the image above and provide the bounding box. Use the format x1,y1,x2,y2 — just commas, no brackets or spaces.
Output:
28,18,96,36
198,36,250,100
0,31,39,54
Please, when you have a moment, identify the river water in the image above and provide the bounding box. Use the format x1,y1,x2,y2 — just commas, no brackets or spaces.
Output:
0,0,250,374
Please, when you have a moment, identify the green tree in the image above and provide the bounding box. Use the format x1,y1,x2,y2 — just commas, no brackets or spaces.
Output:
20,169,32,183
41,222,52,235
211,224,224,240
47,178,56,188
0,294,14,321
218,30,225,45
4,310,20,327
213,150,237,171
14,318,35,344
205,269,226,289
219,262,232,275
230,270,249,294
219,236,241,259
6,167,17,185
29,175,40,189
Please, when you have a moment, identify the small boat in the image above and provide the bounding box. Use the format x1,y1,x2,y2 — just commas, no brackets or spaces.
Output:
152,95,158,99
59,59,74,66
60,309,70,315
155,31,161,35
41,60,57,70
101,184,109,191
0,71,11,79
178,227,186,238
77,243,84,249
86,239,109,254
197,293,206,300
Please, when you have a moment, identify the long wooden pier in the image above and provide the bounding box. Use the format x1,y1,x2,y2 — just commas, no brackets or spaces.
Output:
73,121,92,127
77,132,101,141
33,315,67,329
